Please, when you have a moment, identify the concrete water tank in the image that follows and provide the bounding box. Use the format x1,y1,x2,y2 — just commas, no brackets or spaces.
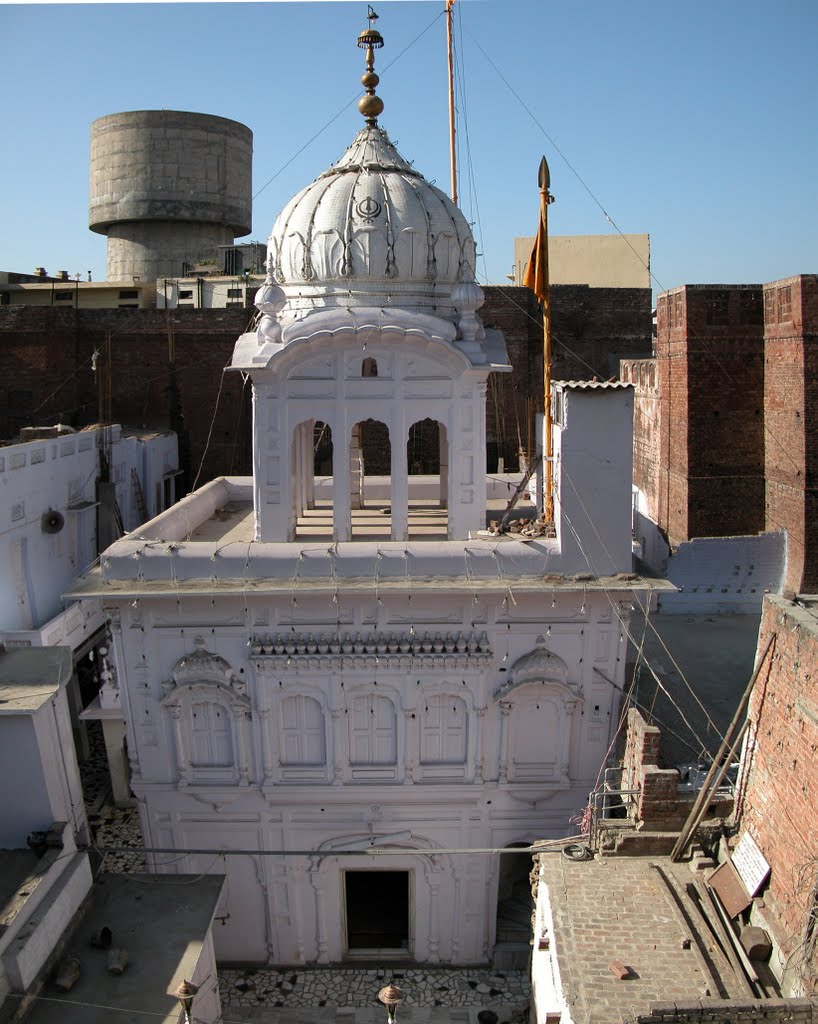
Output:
89,110,253,282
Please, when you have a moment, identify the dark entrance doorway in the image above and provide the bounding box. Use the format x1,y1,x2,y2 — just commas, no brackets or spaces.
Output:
344,871,410,953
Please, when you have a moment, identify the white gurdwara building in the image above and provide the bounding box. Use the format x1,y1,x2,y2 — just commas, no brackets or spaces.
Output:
73,21,660,966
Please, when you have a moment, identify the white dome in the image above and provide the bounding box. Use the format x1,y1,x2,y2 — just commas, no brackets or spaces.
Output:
268,125,477,321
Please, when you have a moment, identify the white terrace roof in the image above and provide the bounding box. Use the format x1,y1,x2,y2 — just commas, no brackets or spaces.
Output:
66,479,670,600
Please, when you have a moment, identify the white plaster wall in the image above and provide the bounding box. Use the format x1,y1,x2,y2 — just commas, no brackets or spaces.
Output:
2,851,93,993
0,433,99,630
553,386,634,575
658,532,786,614
531,861,569,1024
0,427,178,631
106,586,632,964
0,716,53,846
33,682,88,844
0,687,87,848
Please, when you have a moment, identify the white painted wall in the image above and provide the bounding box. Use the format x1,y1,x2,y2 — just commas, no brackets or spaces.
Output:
0,715,53,845
2,849,93,994
97,584,634,965
0,427,178,632
553,384,634,575
0,663,87,848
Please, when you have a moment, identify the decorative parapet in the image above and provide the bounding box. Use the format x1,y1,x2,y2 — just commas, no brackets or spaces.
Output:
249,629,492,671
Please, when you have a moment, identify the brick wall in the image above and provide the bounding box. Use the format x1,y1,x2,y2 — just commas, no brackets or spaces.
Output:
763,275,818,593
481,284,652,470
636,996,818,1023
621,708,690,831
621,358,661,521
0,288,653,483
734,595,818,993
0,306,253,489
655,285,765,544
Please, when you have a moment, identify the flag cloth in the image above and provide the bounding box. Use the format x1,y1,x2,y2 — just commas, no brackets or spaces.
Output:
522,205,548,302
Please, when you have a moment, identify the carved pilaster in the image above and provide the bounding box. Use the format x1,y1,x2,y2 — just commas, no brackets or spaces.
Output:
168,705,188,786
330,708,345,784
497,700,513,784
309,866,329,963
403,706,418,783
473,706,486,783
427,871,442,960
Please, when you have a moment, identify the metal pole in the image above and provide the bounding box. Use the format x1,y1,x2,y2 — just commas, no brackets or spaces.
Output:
445,0,458,205
538,158,554,522
669,633,776,861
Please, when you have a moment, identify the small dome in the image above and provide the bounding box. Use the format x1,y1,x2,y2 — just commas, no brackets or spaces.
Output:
268,125,477,322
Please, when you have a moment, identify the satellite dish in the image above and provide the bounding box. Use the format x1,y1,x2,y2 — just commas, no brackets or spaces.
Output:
41,509,65,534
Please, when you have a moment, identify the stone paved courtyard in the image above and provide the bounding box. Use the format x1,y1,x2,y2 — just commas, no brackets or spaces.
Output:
219,967,530,1012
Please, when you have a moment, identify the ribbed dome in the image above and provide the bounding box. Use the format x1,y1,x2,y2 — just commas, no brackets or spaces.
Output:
268,125,477,321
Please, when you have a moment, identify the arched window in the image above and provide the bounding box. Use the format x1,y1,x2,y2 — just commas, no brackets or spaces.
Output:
189,700,234,767
280,695,326,765
421,694,467,764
349,694,397,765
508,693,560,780
362,357,378,378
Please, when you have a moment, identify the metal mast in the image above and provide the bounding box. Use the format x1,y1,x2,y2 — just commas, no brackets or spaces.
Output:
445,0,458,204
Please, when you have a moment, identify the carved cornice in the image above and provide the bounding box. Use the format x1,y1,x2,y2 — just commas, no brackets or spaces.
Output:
252,652,491,673
249,629,492,673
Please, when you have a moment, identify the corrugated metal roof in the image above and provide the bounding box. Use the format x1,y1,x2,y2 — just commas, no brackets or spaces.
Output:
553,379,634,391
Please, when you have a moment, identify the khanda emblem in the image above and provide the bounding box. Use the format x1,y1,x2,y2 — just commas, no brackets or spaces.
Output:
355,196,382,223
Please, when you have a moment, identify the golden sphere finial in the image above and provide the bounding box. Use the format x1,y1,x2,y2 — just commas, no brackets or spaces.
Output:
357,6,384,125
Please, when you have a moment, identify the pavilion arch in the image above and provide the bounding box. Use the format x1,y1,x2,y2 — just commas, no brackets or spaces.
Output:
349,417,391,519
406,418,449,518
287,417,334,539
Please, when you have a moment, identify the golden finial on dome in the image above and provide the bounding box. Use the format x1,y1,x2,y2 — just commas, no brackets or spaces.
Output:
357,6,384,125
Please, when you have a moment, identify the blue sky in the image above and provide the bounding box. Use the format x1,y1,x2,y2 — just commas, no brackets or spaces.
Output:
1,0,816,292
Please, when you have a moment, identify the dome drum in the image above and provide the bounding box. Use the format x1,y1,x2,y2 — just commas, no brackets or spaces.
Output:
267,126,478,322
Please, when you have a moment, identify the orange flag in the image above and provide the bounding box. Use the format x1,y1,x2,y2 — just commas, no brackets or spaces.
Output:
522,203,548,302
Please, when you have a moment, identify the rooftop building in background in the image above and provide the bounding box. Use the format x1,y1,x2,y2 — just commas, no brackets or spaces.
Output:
89,110,253,287
512,233,651,289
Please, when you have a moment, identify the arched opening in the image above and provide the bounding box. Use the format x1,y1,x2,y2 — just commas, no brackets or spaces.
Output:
493,841,534,969
314,420,333,475
361,357,378,378
350,419,391,539
406,418,448,538
294,420,333,539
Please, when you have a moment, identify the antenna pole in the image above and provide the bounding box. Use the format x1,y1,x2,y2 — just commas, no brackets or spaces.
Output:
445,0,458,205
539,158,554,524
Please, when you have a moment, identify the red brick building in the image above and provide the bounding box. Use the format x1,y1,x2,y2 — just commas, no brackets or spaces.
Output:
733,594,818,995
627,275,817,594
0,284,652,478
763,276,818,593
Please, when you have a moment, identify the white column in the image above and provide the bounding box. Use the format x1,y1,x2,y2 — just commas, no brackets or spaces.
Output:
438,422,449,509
102,719,132,806
472,705,486,783
497,700,512,783
391,414,408,541
304,419,316,509
295,421,304,517
333,416,351,541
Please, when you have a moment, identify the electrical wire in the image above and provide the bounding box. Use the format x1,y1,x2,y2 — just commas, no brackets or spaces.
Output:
252,9,445,202
191,367,230,493
557,503,714,759
559,461,727,746
466,20,808,517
